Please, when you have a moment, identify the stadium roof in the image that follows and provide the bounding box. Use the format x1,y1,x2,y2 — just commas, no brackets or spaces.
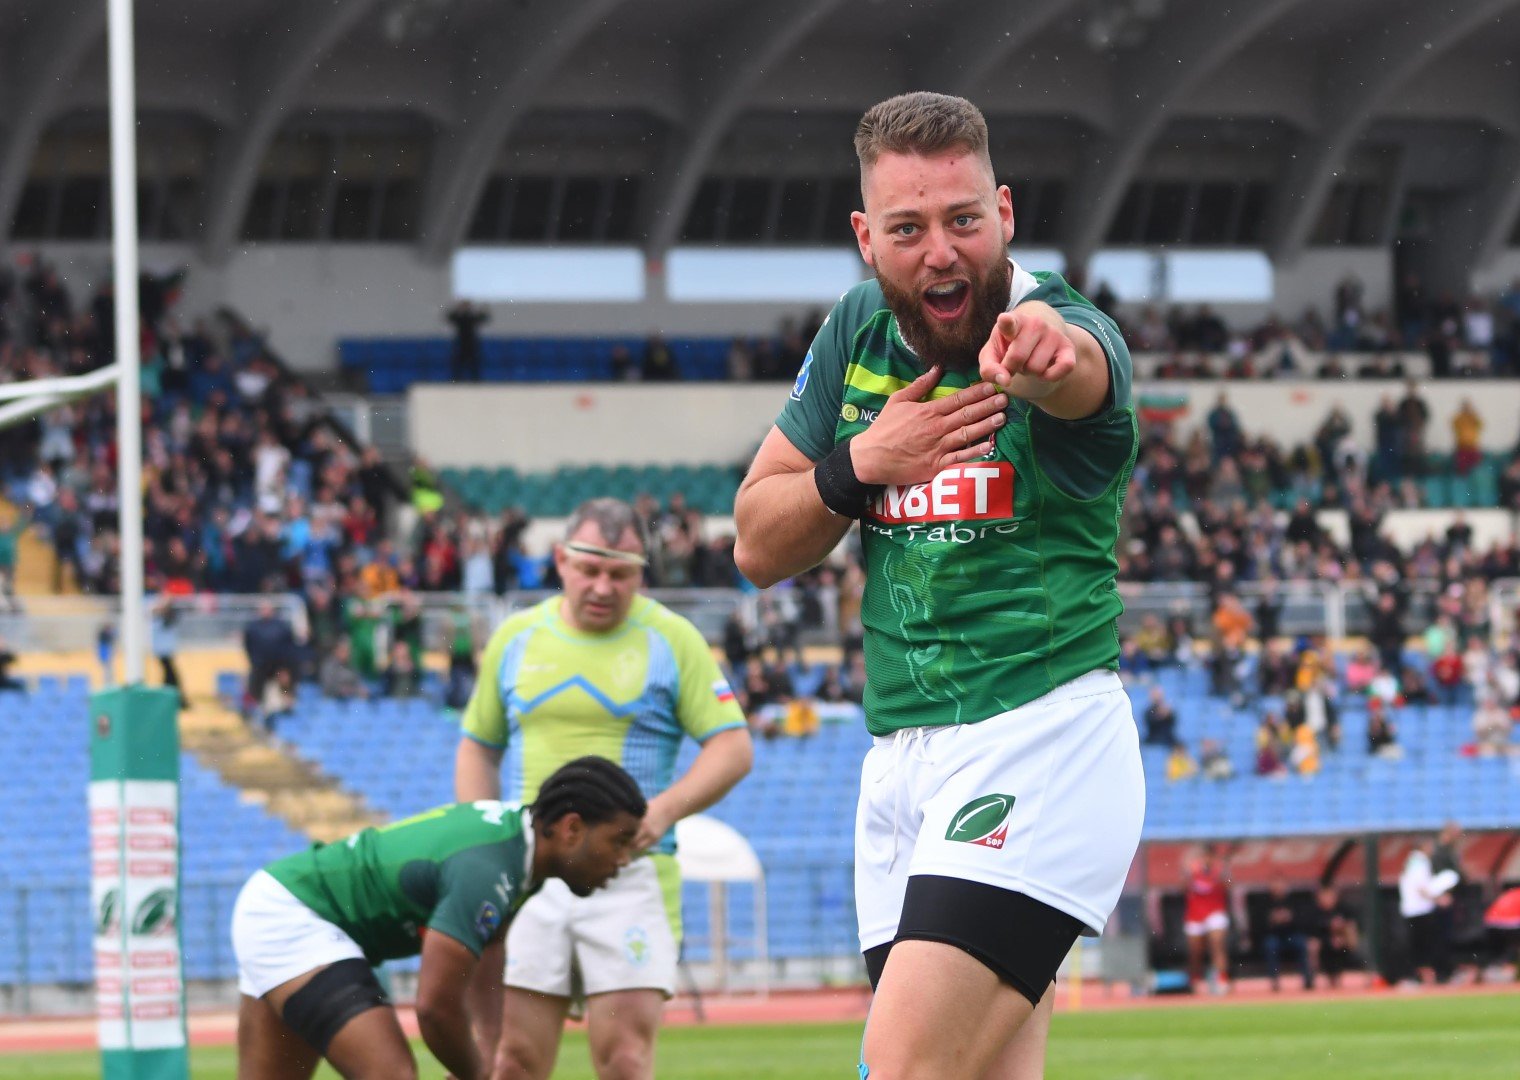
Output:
1,0,1516,279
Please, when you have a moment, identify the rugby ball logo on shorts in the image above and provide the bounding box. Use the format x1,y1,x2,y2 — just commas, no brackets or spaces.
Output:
945,793,1017,849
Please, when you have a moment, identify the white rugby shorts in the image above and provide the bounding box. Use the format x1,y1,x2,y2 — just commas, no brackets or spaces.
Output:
504,855,679,998
855,669,1145,952
1184,911,1230,936
231,870,366,998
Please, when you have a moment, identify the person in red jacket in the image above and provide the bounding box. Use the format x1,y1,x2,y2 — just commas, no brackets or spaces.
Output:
1183,849,1232,993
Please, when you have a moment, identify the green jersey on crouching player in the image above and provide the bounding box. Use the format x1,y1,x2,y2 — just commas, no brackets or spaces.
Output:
231,757,644,1080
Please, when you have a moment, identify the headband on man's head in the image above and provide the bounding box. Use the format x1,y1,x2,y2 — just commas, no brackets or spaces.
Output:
562,540,648,567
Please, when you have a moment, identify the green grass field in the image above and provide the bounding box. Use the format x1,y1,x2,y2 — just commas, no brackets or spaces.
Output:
8,995,1519,1079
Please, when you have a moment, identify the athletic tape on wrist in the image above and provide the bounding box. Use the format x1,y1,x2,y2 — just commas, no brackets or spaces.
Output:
813,439,883,519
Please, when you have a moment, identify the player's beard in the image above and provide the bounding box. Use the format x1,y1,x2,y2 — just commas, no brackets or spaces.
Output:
878,255,1012,372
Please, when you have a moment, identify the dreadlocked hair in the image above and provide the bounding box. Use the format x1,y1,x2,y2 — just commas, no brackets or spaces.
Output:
532,756,647,829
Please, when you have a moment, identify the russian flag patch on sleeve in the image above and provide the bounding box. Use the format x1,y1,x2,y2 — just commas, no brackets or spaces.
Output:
712,678,736,704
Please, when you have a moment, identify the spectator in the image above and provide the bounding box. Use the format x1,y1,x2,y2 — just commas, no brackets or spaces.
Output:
1261,882,1311,992
1399,665,1435,706
1400,837,1457,984
149,596,185,710
1366,698,1403,760
1369,591,1407,676
97,623,116,687
1210,592,1252,702
641,335,679,380
360,539,401,598
1344,646,1378,694
1142,687,1179,747
319,637,368,701
1306,886,1360,989
445,300,488,383
382,640,422,699
1450,399,1483,475
1367,663,1400,705
1472,687,1514,756
1255,713,1290,778
243,599,296,714
1199,738,1235,781
1431,640,1466,703
1396,379,1430,479
1258,641,1297,695
1166,741,1199,782
816,665,848,704
1124,612,1166,666
444,605,477,710
0,636,22,692
1183,851,1232,994
1290,724,1321,776
1207,392,1243,462
780,697,820,737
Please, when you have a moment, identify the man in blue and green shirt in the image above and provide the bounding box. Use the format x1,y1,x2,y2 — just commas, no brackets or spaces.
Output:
455,498,752,1080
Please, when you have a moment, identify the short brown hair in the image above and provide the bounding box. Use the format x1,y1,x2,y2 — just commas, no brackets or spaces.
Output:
564,497,643,549
854,92,990,171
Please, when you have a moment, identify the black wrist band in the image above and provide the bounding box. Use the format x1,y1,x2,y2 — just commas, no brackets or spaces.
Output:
814,439,883,519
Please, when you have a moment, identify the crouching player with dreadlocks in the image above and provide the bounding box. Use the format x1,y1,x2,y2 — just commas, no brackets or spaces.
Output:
231,757,645,1080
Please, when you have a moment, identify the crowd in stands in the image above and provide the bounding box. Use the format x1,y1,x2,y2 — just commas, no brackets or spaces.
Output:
687,272,1520,385
1095,272,1520,379
6,256,1520,745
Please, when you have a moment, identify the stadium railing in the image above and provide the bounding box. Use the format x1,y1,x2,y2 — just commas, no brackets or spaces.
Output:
0,594,310,653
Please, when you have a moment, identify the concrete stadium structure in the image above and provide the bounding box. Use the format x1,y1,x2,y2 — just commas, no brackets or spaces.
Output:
3,0,1520,364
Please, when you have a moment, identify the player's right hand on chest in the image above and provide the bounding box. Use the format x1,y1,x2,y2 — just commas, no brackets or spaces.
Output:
852,365,1008,486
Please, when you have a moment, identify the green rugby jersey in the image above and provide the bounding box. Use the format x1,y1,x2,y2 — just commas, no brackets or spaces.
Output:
460,595,746,854
265,801,536,963
776,264,1136,735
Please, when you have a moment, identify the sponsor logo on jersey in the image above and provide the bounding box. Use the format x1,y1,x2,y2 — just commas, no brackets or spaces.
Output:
624,926,651,967
945,793,1017,849
866,463,1014,524
130,887,178,936
840,403,880,425
475,901,502,943
712,678,736,704
790,351,814,401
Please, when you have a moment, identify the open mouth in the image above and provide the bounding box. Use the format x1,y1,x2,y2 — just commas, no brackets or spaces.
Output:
922,280,969,322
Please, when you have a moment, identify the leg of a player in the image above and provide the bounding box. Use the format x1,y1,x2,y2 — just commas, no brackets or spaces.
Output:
975,983,1055,1080
860,940,1037,1080
1186,932,1206,988
236,994,320,1080
585,988,663,1080
256,966,417,1080
1208,927,1229,989
491,989,571,1080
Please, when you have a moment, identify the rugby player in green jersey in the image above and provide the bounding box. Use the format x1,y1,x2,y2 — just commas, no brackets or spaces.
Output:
736,92,1145,1079
231,756,645,1080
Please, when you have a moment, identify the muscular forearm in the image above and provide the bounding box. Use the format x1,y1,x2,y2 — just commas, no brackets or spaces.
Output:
734,470,851,589
418,1002,485,1080
454,739,502,802
1002,302,1110,419
464,938,504,1068
661,730,752,818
